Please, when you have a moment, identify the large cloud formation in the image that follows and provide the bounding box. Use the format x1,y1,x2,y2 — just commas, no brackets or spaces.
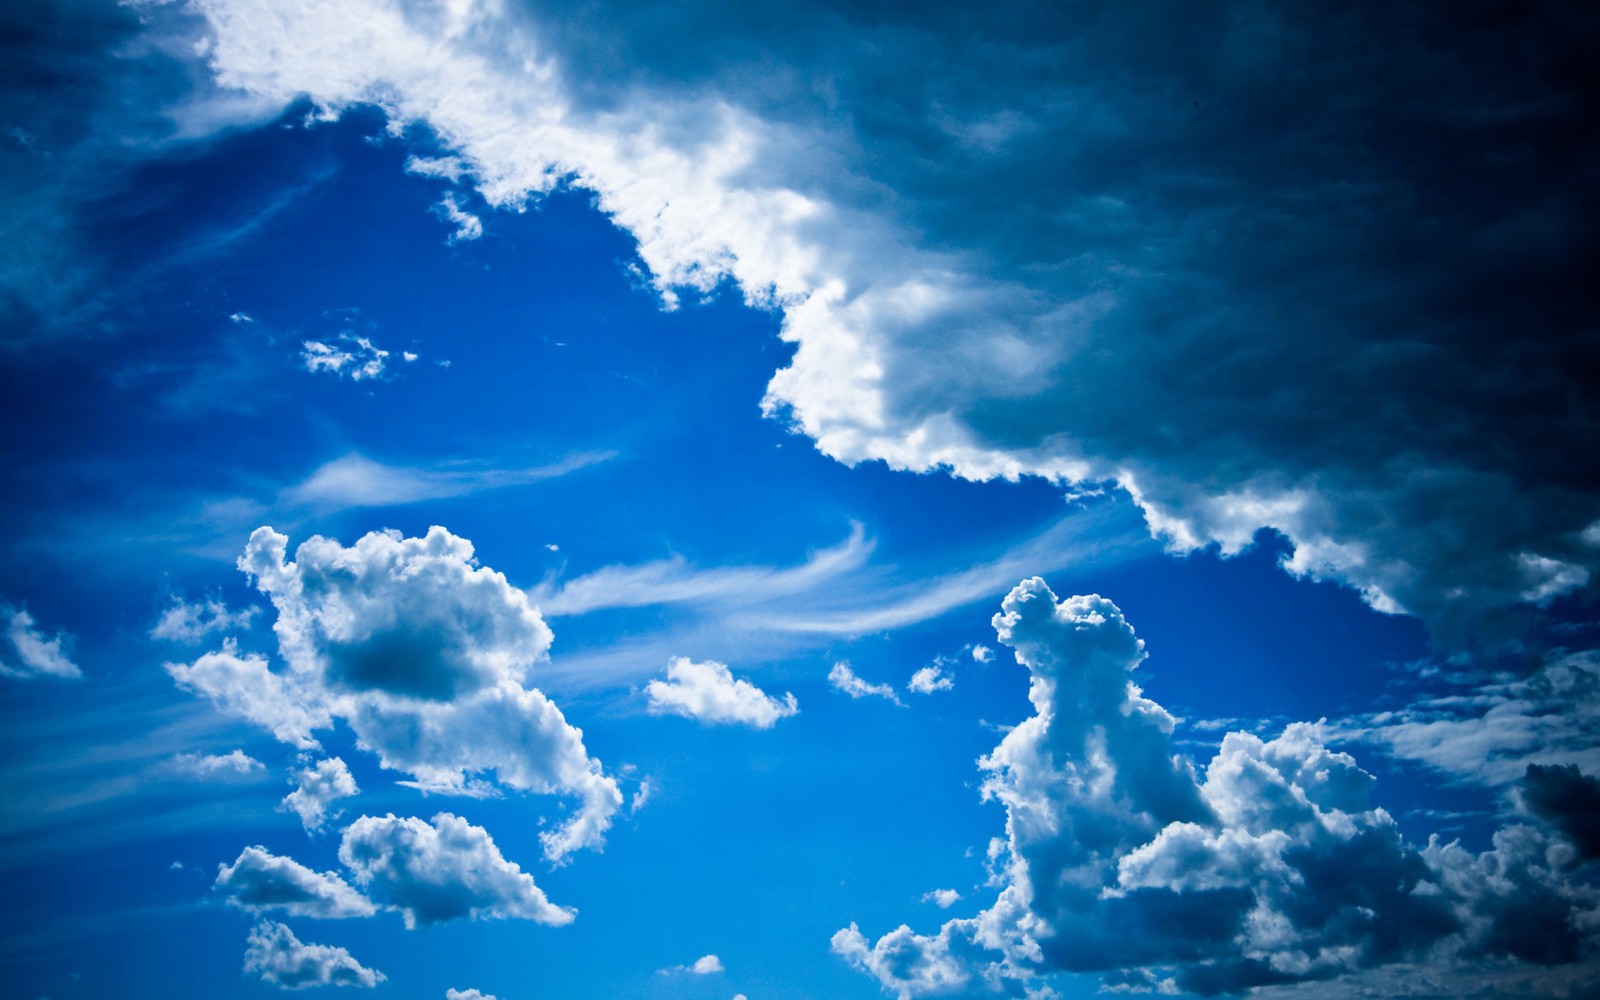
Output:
169,526,621,861
143,0,1599,638
833,579,1600,997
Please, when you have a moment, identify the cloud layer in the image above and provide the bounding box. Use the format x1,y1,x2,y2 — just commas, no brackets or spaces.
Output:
835,579,1600,996
169,526,621,861
149,0,1600,639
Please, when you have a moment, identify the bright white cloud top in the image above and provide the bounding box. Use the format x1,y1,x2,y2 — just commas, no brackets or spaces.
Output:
216,846,377,919
244,921,385,989
645,656,798,728
281,757,360,832
1,605,81,680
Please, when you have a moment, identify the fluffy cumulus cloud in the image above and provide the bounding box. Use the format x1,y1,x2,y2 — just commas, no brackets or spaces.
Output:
281,757,360,832
339,812,574,929
835,579,1600,997
645,657,798,728
145,0,1599,639
829,662,903,706
446,991,498,1000
907,665,953,695
216,846,376,919
244,921,385,989
660,954,724,976
1,604,81,680
170,526,621,861
301,335,390,381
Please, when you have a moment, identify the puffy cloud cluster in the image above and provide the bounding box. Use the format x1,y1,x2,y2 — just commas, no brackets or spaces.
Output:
216,846,376,919
339,812,574,928
907,665,953,695
281,757,360,832
645,657,798,728
836,579,1600,997
168,526,621,861
1,604,81,680
829,662,903,706
302,336,390,381
244,921,385,989
150,0,1600,638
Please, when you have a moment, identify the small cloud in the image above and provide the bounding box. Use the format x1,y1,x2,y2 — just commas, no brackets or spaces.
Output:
302,335,390,381
970,645,993,663
402,351,419,363
545,543,560,552
646,657,798,728
908,665,953,695
660,954,723,975
435,193,484,243
217,846,375,919
281,757,360,833
168,749,266,780
1,604,82,680
921,888,962,908
445,990,498,1000
828,662,902,706
244,921,384,989
630,778,653,815
229,312,255,324
405,155,469,182
152,595,257,642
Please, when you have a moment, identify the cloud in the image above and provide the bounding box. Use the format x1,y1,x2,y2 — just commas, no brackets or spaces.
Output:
1331,650,1600,787
301,336,389,381
435,192,483,243
835,578,1600,997
921,889,961,909
339,812,574,929
907,665,953,695
660,954,724,975
168,526,622,861
446,991,498,1000
1,604,81,680
216,846,376,919
971,646,993,664
1518,764,1600,861
167,639,331,750
153,0,1600,640
281,757,360,832
284,451,613,511
243,921,385,989
829,662,903,706
645,657,798,728
168,749,266,780
152,595,259,642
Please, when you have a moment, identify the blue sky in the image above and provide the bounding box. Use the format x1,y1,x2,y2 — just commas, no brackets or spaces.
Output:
2,1,1598,998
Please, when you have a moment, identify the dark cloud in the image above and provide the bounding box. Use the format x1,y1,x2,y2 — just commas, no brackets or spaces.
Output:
837,579,1600,996
1520,763,1600,861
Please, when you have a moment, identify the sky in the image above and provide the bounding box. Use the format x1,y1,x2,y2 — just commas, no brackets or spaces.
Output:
1,1,1598,998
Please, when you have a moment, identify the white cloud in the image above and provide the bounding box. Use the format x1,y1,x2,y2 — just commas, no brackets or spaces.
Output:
285,451,612,510
281,757,360,832
244,921,384,989
158,0,1600,640
829,662,903,706
907,665,953,695
169,749,266,780
302,336,389,381
971,645,993,664
169,527,621,861
435,192,483,242
1,605,82,680
1331,650,1600,787
836,578,1600,996
922,889,961,909
339,812,574,928
646,657,798,728
216,846,376,919
660,954,724,975
152,594,258,642
167,639,330,750
445,990,498,1000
